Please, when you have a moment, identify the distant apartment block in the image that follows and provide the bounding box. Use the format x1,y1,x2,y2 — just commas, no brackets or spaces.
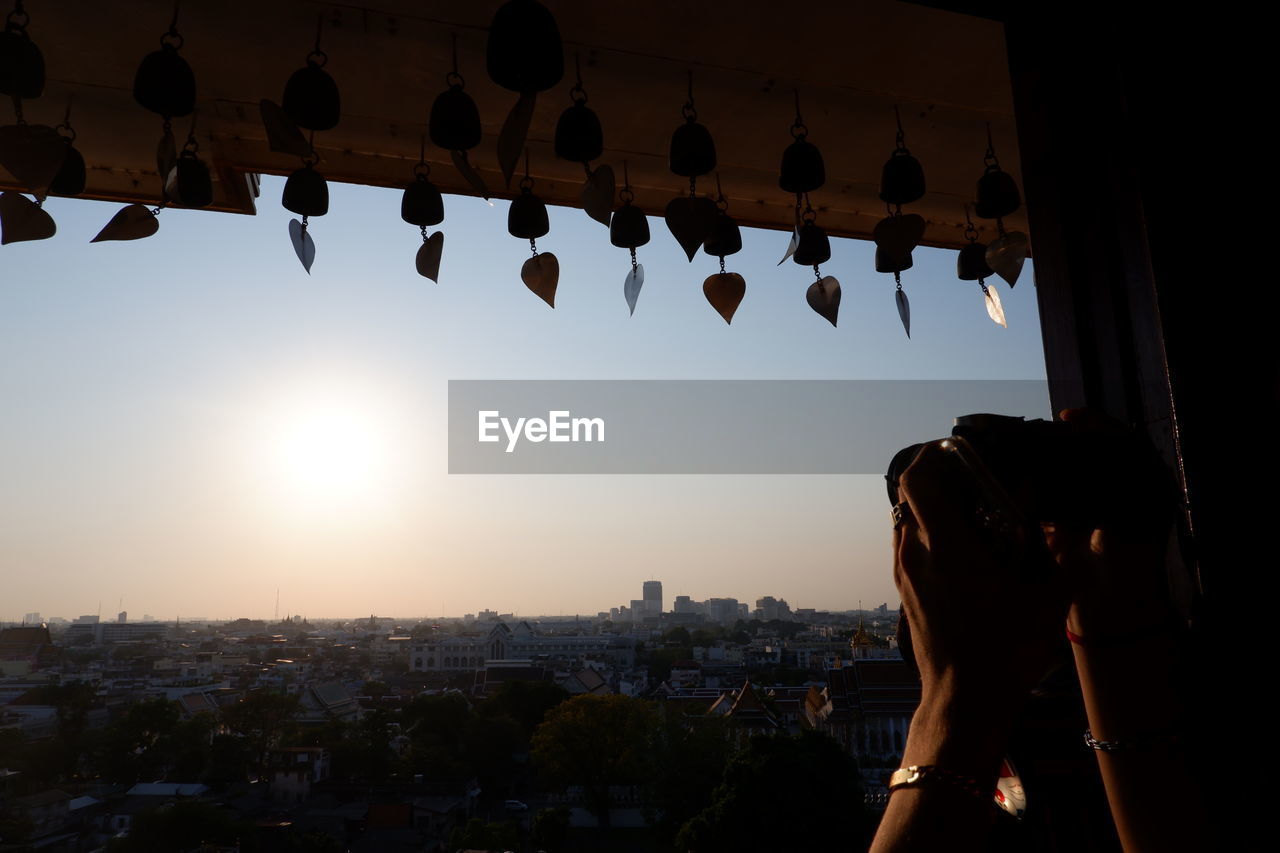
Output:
409,621,634,673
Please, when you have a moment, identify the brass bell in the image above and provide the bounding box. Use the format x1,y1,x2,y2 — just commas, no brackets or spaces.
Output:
880,150,925,205
282,166,328,217
554,102,603,164
0,28,44,98
793,222,831,266
282,62,340,132
429,86,481,152
401,177,444,227
669,121,716,178
703,213,742,257
169,153,212,208
133,46,196,117
779,137,825,194
486,0,563,94
49,143,86,196
508,191,549,239
975,168,1021,219
957,242,993,281
609,203,649,249
875,246,913,274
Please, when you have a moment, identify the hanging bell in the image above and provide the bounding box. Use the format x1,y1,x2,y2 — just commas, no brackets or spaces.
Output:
282,165,328,216
486,0,564,94
793,222,831,266
508,191,549,239
554,102,603,164
133,46,196,117
703,213,742,257
282,62,340,132
49,144,86,196
957,242,994,280
168,153,212,208
609,203,649,249
0,28,44,98
429,86,481,152
670,120,716,178
975,168,1021,219
875,246,913,273
880,149,926,205
401,178,444,226
779,137,825,194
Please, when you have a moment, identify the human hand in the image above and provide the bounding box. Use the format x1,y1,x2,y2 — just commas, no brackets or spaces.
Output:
1039,408,1176,639
894,440,1070,708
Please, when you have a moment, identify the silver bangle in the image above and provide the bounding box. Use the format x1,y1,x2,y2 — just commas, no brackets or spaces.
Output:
1084,729,1181,752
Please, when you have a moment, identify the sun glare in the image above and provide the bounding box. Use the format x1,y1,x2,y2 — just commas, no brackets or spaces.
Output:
258,393,397,519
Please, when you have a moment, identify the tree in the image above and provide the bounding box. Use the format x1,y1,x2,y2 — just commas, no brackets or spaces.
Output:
220,690,301,780
531,694,658,827
646,646,693,682
531,806,571,852
105,801,251,852
91,698,181,784
662,626,692,646
645,713,732,843
478,679,569,741
447,817,519,852
676,731,864,852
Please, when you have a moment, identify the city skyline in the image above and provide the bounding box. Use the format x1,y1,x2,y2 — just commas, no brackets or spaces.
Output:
2,179,1048,622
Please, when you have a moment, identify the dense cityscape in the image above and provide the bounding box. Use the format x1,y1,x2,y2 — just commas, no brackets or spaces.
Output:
0,581,912,851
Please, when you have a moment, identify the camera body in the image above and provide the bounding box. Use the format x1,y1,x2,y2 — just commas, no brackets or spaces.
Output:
885,413,1172,534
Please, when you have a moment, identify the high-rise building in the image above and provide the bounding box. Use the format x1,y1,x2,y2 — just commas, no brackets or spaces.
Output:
706,598,740,625
673,595,696,614
642,580,663,615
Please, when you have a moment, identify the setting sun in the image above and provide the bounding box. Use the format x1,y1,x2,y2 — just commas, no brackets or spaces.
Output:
247,381,408,523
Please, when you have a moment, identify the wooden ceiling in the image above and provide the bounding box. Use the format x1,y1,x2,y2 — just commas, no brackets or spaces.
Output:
2,0,1024,248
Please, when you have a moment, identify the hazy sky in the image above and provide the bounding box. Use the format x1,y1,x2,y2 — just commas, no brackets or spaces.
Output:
0,177,1046,621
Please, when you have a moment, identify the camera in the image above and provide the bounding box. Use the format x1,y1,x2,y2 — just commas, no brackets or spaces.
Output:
884,413,1174,535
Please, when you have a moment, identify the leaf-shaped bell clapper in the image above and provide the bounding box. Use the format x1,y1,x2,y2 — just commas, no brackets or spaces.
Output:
670,120,716,178
168,151,213,208
703,213,742,258
401,177,444,227
133,45,196,118
49,142,86,197
957,242,994,281
508,191,549,239
282,61,340,132
876,246,914,273
0,26,45,98
779,137,825,194
609,203,649,249
880,149,925,206
486,0,563,94
429,86,481,152
975,167,1021,219
282,165,329,217
793,222,831,266
554,102,603,164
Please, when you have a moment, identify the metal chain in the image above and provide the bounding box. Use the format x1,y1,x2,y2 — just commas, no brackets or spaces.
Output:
791,90,808,139
681,70,697,122
446,33,465,88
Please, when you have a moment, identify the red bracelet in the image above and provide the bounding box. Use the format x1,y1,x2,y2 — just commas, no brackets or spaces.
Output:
1066,622,1173,647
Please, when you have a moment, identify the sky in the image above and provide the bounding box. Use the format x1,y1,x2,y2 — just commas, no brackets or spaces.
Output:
0,177,1047,622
